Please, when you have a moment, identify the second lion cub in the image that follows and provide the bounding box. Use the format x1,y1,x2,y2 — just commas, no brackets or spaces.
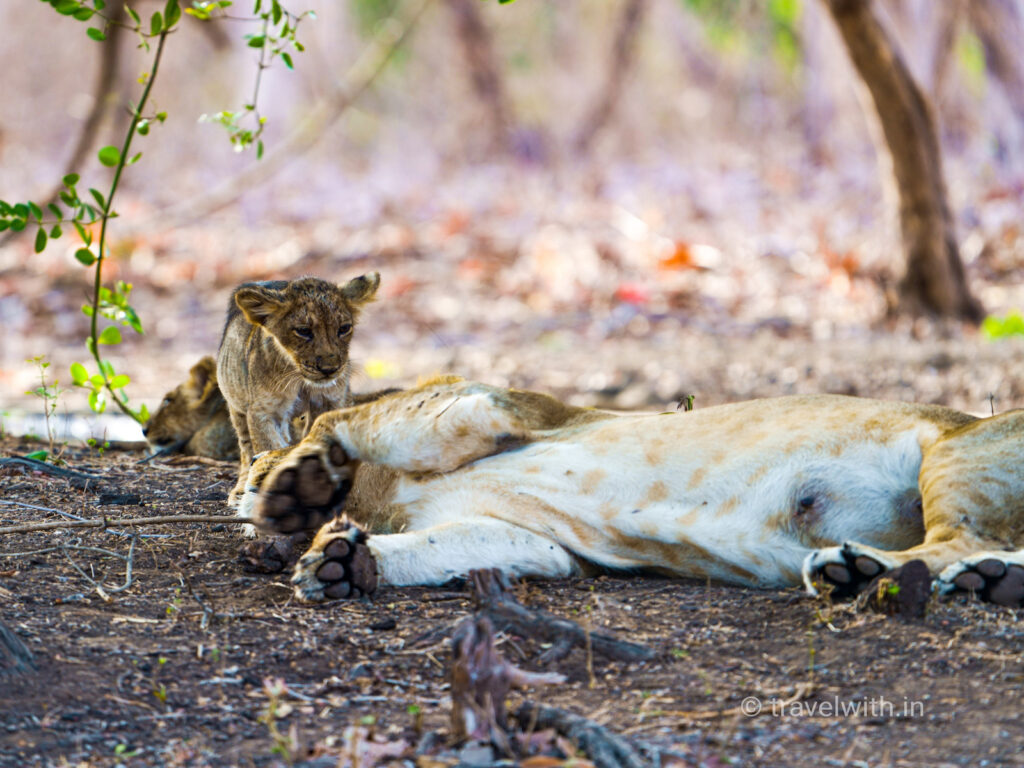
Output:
217,273,380,507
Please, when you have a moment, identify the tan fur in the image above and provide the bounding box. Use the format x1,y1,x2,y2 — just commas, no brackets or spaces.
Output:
216,273,380,505
144,357,238,461
247,378,1024,605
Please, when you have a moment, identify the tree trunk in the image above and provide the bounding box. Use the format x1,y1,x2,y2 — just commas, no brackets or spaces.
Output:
445,0,513,155
823,0,982,321
572,0,649,156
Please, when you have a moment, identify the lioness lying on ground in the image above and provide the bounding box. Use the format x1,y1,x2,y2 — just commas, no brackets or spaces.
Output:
240,377,1024,607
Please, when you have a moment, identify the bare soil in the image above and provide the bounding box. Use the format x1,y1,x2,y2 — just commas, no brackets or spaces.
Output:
1,435,1023,768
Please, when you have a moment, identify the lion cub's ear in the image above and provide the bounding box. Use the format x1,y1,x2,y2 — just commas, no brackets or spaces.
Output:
235,284,287,326
339,272,381,305
187,356,219,402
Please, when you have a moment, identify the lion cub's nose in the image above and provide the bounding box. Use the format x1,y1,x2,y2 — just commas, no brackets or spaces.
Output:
315,359,340,376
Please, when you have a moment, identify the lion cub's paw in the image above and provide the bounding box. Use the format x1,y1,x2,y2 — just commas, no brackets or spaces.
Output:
802,544,896,599
255,441,355,534
291,518,378,602
935,553,1024,607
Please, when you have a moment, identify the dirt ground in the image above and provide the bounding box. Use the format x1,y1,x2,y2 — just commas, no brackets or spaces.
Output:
1,430,1023,768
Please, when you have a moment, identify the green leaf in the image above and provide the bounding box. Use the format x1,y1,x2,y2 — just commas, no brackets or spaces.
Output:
110,374,130,389
81,304,94,317
98,145,121,167
28,201,43,222
127,152,142,166
63,173,80,188
49,224,62,239
95,0,106,10
10,219,26,232
100,359,115,379
280,51,293,70
87,26,106,41
271,0,281,24
48,203,63,218
137,119,150,136
53,0,81,15
89,188,107,209
73,6,94,20
257,140,264,159
24,450,49,462
0,221,8,233
34,228,47,253
88,389,107,414
126,5,141,25
123,306,144,334
70,362,89,385
136,403,150,423
75,247,97,266
164,0,180,27
247,34,265,48
73,220,92,246
89,374,105,388
98,326,122,345
150,10,163,35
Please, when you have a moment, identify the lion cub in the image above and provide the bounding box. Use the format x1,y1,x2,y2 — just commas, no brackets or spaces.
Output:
217,273,380,507
144,356,239,461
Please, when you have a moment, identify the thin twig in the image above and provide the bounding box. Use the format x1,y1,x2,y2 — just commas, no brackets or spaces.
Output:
60,536,136,599
148,0,432,226
0,515,253,536
0,500,170,540
0,457,101,480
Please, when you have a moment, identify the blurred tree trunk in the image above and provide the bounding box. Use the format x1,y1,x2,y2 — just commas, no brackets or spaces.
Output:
445,0,513,154
573,0,649,155
824,0,982,321
967,0,1024,124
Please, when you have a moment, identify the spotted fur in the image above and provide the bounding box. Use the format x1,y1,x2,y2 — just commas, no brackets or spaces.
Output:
216,273,380,512
245,378,1024,606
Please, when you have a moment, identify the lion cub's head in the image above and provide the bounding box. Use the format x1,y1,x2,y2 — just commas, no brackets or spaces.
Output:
144,356,238,460
232,273,380,385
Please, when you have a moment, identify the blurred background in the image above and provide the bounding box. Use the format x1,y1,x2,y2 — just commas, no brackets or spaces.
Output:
2,0,1024,441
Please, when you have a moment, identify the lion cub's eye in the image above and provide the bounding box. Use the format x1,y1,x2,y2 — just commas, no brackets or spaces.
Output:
337,322,353,337
294,327,313,341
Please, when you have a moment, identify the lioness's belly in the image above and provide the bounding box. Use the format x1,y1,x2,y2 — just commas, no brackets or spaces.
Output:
394,397,938,587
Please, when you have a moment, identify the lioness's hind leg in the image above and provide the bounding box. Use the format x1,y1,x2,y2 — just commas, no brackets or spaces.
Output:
802,544,899,598
936,551,1024,607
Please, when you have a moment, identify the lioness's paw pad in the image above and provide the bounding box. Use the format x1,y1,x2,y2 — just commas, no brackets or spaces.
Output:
803,545,891,599
936,556,1024,607
291,521,378,602
255,442,354,534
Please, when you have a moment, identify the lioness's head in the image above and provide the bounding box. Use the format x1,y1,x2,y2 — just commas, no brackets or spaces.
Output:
233,273,380,385
144,356,224,453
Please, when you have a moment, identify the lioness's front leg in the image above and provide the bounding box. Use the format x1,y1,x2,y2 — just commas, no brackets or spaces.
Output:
291,517,578,602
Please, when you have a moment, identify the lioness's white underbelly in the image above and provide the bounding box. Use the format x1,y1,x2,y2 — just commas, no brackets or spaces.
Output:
391,408,931,586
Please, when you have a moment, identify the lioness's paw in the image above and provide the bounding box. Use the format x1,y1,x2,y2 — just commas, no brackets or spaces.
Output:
255,441,355,534
291,519,378,602
803,544,896,599
935,553,1024,607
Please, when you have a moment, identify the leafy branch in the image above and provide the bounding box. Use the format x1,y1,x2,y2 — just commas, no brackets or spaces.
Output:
3,0,309,426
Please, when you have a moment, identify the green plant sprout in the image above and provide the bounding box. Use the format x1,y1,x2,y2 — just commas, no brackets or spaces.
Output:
24,356,66,462
982,310,1024,340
